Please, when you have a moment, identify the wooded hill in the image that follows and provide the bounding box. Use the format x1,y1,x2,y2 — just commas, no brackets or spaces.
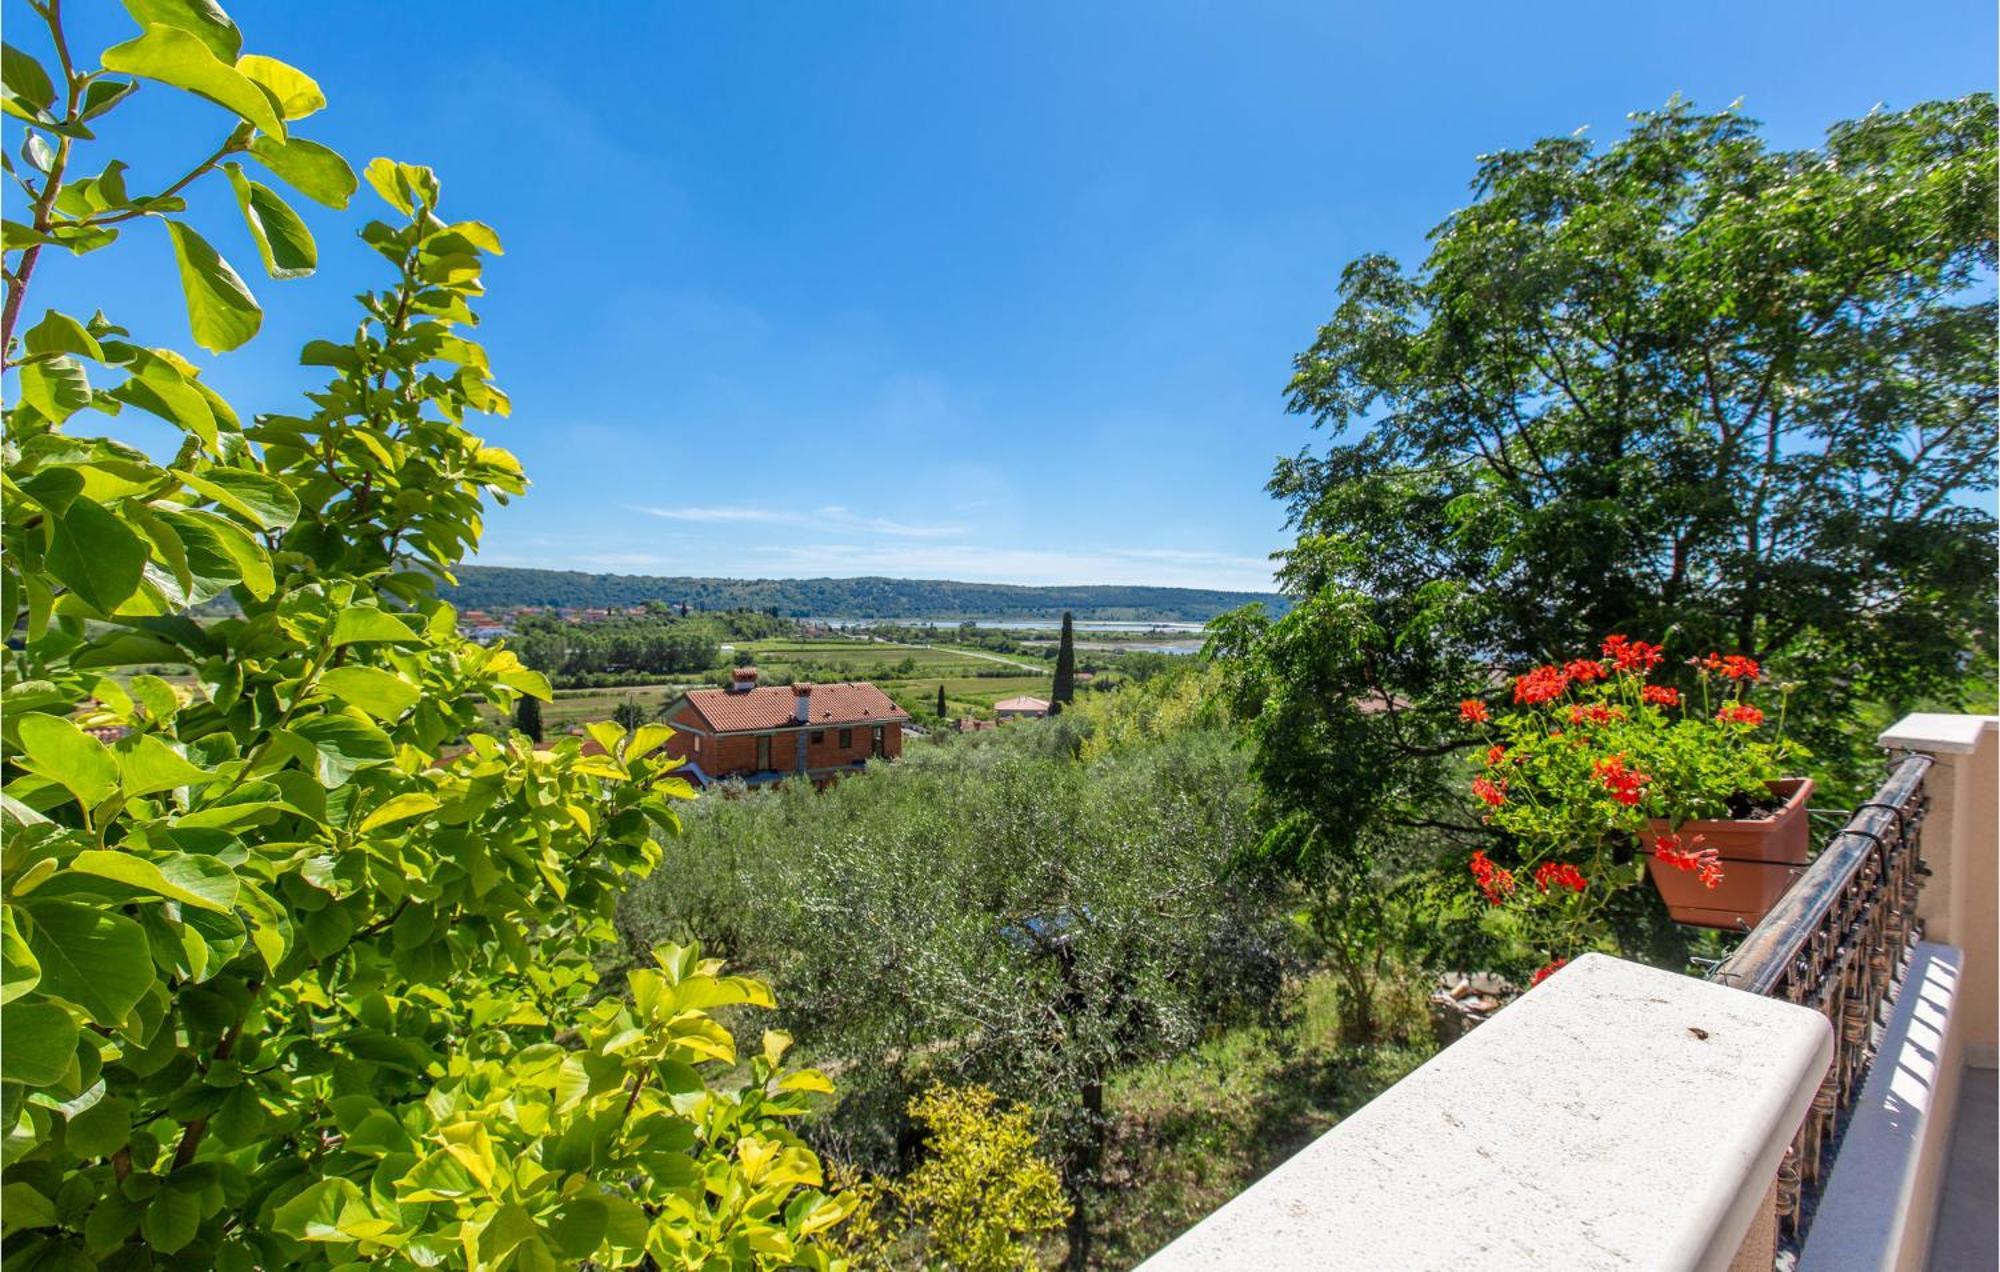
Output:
444,566,1285,622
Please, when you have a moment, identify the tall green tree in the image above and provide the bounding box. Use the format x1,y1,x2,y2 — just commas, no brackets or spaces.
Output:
1051,611,1077,711
1222,93,1996,867
936,682,948,718
0,4,850,1265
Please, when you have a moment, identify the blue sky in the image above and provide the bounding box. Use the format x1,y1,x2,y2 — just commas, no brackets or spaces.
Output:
18,2,1995,591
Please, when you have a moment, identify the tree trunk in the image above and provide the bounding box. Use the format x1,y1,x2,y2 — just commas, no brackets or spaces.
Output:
1064,1071,1104,1272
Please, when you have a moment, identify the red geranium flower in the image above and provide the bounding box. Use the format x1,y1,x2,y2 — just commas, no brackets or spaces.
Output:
1699,652,1761,681
1564,659,1608,684
1602,635,1664,673
1469,850,1516,905
1591,754,1650,806
1531,957,1570,987
1533,861,1587,894
1472,776,1508,807
1460,698,1490,724
1716,703,1765,727
1485,744,1507,766
1513,665,1571,704
1566,704,1626,726
1653,835,1725,889
1641,685,1681,707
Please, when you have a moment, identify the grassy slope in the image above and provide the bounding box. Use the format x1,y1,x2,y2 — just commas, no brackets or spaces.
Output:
1089,973,1436,1268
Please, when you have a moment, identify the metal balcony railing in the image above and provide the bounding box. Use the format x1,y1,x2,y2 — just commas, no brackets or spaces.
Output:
1710,752,1934,1254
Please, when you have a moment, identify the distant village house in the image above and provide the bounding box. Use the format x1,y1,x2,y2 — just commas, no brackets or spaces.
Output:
658,667,908,786
994,695,1051,719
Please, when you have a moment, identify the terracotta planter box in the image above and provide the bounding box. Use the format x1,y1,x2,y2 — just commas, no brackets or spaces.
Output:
1641,778,1815,930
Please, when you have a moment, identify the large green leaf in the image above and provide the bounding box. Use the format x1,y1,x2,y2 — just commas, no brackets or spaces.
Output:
110,733,209,798
357,792,439,834
68,849,238,913
271,1177,375,1242
330,609,418,646
15,714,120,809
0,1180,58,1233
101,25,281,140
235,53,322,120
246,134,355,209
21,899,153,1026
224,163,314,278
163,220,261,353
0,1001,77,1085
196,510,274,598
175,466,301,530
119,0,242,61
2,43,57,117
1,907,40,1003
19,356,92,424
44,493,148,615
24,310,106,361
318,665,420,721
292,716,395,787
139,1179,201,1254
106,348,220,450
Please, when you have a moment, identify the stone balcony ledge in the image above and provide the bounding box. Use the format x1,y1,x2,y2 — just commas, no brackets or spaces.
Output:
1139,953,1832,1272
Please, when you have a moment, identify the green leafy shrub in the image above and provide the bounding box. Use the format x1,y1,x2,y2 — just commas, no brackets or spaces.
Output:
1,3,846,1265
899,1085,1066,1272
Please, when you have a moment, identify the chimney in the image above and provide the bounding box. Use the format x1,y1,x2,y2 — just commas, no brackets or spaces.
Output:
792,682,812,724
731,666,759,693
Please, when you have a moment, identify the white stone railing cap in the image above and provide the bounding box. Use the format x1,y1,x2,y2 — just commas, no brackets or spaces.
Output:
1138,952,1832,1272
1878,712,1998,756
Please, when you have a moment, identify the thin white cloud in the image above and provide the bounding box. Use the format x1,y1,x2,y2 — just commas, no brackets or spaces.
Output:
636,505,790,524
634,504,965,539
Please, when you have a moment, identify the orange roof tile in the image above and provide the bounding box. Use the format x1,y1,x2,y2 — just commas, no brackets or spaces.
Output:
683,682,910,733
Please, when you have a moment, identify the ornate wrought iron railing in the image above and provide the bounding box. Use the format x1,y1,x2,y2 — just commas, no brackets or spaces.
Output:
1710,752,1933,1251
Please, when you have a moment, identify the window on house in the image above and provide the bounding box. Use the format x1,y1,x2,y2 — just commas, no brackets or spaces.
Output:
756,736,771,770
810,731,825,744
693,736,701,753
872,726,885,758
838,728,853,748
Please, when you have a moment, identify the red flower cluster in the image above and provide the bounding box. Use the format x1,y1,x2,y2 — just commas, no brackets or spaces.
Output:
1641,685,1681,707
1513,664,1570,704
1530,957,1570,987
1591,754,1650,806
1469,850,1516,905
1654,835,1724,889
1472,776,1508,807
1484,744,1508,766
1460,698,1490,724
1564,659,1608,684
1716,703,1765,727
1567,703,1626,726
1700,652,1761,681
1533,861,1588,894
1602,634,1664,673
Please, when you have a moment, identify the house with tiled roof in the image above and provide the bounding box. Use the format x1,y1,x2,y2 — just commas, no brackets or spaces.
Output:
994,695,1051,719
658,667,909,785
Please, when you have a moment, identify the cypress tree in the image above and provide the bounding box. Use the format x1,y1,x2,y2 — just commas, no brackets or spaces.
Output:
936,683,948,718
514,693,544,743
1051,611,1076,710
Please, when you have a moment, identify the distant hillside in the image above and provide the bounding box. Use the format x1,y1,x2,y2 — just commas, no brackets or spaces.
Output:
443,566,1284,623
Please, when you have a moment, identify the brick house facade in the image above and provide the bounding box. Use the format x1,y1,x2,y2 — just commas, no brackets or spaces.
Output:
660,670,908,785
